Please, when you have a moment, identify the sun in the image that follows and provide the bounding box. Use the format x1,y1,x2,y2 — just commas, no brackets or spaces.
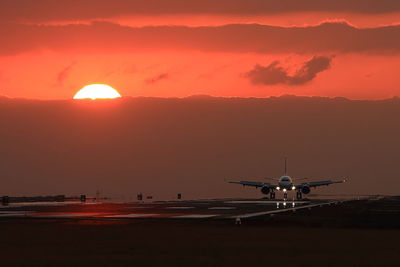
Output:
73,84,122,100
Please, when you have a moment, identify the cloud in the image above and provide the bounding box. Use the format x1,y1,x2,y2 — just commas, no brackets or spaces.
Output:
1,0,400,22
1,22,400,55
146,73,169,84
245,56,333,85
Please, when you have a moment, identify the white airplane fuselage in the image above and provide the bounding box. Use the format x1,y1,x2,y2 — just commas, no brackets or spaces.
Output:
277,176,295,191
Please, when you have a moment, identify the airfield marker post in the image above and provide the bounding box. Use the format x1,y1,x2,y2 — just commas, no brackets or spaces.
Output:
235,217,242,226
1,196,9,206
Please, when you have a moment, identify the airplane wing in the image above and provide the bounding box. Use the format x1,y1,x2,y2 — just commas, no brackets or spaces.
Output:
297,179,346,189
264,177,279,181
228,181,275,188
293,177,308,181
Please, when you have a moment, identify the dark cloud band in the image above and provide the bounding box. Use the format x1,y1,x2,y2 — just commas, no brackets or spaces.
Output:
1,22,400,55
1,0,400,22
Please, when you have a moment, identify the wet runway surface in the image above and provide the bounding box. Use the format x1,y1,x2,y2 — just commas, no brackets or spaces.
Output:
0,198,357,221
1,196,399,266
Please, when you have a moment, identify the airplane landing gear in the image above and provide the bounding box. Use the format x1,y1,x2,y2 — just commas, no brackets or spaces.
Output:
283,192,288,200
296,191,303,200
270,191,276,200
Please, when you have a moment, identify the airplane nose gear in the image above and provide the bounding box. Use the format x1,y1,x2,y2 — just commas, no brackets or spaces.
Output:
296,191,303,200
270,191,276,199
283,192,288,200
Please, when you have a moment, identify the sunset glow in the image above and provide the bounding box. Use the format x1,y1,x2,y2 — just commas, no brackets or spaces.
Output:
1,0,400,100
2,3,400,264
73,84,121,100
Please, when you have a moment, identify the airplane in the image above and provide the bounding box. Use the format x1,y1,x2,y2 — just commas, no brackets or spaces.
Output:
228,158,346,200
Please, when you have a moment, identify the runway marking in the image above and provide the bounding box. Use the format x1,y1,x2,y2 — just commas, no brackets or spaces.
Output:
4,201,79,207
230,200,353,219
165,207,195,209
0,213,25,214
0,214,25,217
208,207,236,210
126,206,154,209
33,213,102,218
104,213,159,218
0,211,34,217
225,200,310,204
173,214,218,218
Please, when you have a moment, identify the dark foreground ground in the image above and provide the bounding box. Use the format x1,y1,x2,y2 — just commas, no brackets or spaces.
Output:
0,197,399,266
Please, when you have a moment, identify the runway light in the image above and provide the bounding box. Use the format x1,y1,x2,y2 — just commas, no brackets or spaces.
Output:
276,187,280,190
292,186,296,190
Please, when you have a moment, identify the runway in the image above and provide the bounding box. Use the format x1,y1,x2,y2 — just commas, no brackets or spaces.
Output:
1,196,398,267
0,198,358,221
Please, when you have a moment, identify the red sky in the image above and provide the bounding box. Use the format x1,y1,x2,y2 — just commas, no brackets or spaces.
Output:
1,0,400,99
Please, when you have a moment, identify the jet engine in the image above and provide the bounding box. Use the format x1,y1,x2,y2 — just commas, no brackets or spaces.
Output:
301,186,311,194
261,186,270,195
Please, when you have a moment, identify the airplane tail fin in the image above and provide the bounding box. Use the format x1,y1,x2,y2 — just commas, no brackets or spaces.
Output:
284,156,288,175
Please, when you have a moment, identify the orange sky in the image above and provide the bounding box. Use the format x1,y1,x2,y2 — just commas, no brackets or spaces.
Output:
1,0,400,99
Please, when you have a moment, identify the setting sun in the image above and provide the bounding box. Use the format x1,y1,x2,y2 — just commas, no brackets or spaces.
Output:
73,84,122,100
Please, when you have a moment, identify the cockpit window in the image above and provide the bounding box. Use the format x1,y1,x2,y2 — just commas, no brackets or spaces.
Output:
281,177,290,181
